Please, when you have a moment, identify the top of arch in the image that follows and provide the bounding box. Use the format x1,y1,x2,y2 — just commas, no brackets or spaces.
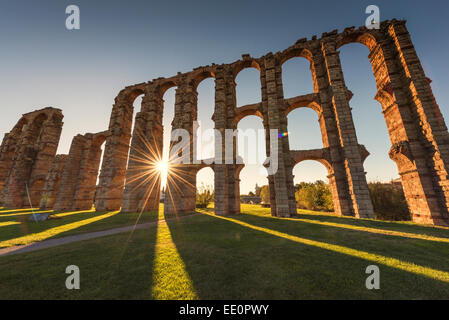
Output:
120,19,405,96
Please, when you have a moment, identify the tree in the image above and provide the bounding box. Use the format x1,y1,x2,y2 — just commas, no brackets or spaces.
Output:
295,180,333,212
259,185,270,204
196,183,214,208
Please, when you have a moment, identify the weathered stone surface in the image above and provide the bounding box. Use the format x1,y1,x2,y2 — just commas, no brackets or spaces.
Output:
1,107,63,208
1,19,448,226
40,154,68,209
53,131,108,211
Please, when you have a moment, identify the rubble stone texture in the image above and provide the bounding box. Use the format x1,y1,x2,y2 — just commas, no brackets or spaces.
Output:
119,20,449,226
39,154,68,209
1,20,448,226
53,131,108,211
0,107,63,208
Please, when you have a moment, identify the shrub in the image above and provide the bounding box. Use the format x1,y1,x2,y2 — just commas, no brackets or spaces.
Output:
259,185,270,205
295,181,334,212
196,183,214,208
368,182,410,221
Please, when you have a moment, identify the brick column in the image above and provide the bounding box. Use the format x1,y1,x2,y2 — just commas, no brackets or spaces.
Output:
0,121,25,197
122,85,163,213
53,134,87,211
213,66,240,216
3,109,63,209
95,88,139,211
261,54,296,217
367,21,449,225
316,39,374,219
40,155,68,209
72,133,106,210
164,78,198,216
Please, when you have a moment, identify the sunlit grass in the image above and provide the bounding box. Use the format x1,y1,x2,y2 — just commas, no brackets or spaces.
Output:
198,209,449,283
151,208,198,300
289,218,449,243
0,221,20,228
0,210,53,218
0,211,120,248
1,204,449,299
54,209,95,218
0,208,37,213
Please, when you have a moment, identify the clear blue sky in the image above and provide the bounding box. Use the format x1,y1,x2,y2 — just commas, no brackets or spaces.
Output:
0,0,448,194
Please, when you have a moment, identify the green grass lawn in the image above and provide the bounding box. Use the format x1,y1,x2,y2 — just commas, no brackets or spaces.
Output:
0,204,449,299
0,206,161,247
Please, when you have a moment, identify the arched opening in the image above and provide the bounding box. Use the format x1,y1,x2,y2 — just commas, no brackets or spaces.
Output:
161,86,177,194
196,167,214,209
339,43,398,183
287,107,323,150
235,67,261,107
90,135,107,210
338,40,410,221
282,57,314,98
237,115,268,209
196,78,215,162
293,160,334,213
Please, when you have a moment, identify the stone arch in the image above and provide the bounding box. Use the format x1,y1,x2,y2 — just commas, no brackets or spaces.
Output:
190,70,216,162
291,149,333,175
234,104,264,126
336,29,380,51
233,59,262,109
2,108,63,208
232,58,261,80
291,150,339,214
0,117,28,195
189,68,216,91
95,83,148,211
73,131,108,210
334,25,449,224
279,47,318,93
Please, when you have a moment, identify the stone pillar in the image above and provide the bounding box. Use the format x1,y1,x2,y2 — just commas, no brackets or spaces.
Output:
368,21,449,225
40,155,68,209
213,66,240,216
316,106,354,216
3,109,63,209
28,113,64,206
53,135,87,211
122,84,163,213
0,120,26,198
72,133,107,210
95,87,141,211
261,54,296,217
316,39,374,219
164,78,198,215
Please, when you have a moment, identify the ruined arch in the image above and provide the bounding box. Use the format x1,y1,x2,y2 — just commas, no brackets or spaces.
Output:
95,83,148,212
18,20,445,226
2,107,63,208
53,130,109,211
334,23,449,225
234,60,262,108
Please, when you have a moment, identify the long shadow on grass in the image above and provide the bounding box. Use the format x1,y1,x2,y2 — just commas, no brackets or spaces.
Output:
0,209,160,245
227,212,449,274
0,214,160,299
166,212,449,300
296,210,449,239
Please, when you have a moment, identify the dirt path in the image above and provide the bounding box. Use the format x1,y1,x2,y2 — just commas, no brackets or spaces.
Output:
0,214,199,257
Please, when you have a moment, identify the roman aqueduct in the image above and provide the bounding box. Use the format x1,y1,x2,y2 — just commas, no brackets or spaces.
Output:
0,20,448,226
